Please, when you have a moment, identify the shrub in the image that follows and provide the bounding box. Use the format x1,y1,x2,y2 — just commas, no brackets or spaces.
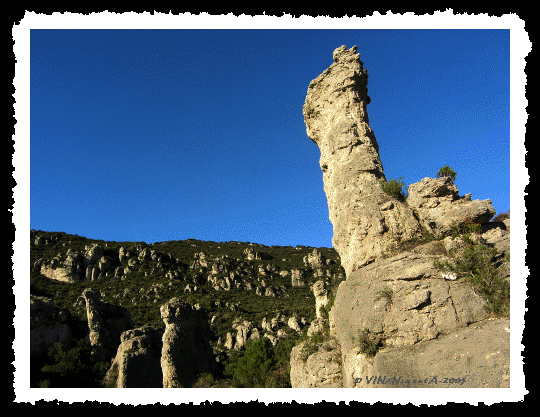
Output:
433,220,510,317
191,372,215,388
264,363,291,388
357,328,384,358
40,339,110,388
230,338,276,388
492,210,510,223
379,177,406,200
437,165,457,182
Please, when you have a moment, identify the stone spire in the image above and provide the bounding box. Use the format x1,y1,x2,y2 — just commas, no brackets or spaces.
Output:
304,45,422,277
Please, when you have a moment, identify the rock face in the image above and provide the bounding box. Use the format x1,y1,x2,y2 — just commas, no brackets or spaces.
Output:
300,45,509,389
407,177,496,237
290,339,342,388
342,317,510,388
330,252,492,356
30,295,73,357
160,298,217,388
303,45,423,277
105,325,163,388
82,288,134,362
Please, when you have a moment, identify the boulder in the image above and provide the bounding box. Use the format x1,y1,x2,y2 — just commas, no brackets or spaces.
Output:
304,249,326,268
287,316,302,333
291,269,307,287
160,298,217,388
330,252,491,357
312,280,329,319
84,244,104,266
232,320,253,350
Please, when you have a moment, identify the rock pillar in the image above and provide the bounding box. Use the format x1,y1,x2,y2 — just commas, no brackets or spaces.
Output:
303,45,422,277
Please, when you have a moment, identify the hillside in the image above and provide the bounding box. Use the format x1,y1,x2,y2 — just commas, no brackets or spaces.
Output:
30,229,346,388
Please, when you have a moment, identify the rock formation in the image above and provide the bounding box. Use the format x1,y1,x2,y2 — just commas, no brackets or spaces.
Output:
82,288,134,362
299,45,509,388
304,249,326,269
312,280,329,319
105,325,163,388
160,298,217,388
303,45,423,277
290,338,342,388
407,177,496,237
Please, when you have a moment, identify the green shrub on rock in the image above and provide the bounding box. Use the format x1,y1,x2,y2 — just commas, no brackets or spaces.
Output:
357,328,385,358
436,165,457,182
433,219,510,317
379,177,406,200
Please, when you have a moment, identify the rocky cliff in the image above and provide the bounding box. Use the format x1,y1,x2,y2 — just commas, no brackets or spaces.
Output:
295,45,510,388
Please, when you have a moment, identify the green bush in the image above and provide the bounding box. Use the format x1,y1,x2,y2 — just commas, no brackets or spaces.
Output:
379,177,406,200
492,210,510,223
40,339,110,388
437,165,457,182
433,220,510,317
229,338,276,388
357,328,384,358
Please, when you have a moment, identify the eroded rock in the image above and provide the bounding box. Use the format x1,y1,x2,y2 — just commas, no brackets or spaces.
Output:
303,45,423,277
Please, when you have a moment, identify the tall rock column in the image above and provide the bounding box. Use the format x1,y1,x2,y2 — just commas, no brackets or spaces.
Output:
303,45,422,277
160,298,217,388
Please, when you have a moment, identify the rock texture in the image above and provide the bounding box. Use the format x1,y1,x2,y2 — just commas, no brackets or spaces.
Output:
82,288,134,362
160,298,217,388
330,252,492,356
290,339,343,388
342,317,509,388
105,325,163,388
303,45,423,277
407,177,496,237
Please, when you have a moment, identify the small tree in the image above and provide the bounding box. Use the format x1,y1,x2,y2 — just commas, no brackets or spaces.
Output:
437,165,457,182
231,338,276,388
379,177,406,200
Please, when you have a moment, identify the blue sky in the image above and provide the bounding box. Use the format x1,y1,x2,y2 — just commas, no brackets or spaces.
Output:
29,29,510,248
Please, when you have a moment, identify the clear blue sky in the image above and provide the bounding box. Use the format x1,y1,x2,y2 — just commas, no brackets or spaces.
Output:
30,29,510,248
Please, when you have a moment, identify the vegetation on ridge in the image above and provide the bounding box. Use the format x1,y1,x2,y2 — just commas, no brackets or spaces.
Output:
30,230,346,388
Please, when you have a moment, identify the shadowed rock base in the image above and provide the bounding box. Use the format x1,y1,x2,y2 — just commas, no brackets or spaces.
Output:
342,317,510,388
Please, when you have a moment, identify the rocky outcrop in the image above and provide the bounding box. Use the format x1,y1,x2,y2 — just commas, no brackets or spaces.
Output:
290,338,342,388
330,252,492,355
342,317,509,388
82,288,134,362
312,280,329,319
407,177,496,237
304,249,326,269
303,45,423,277
30,295,73,356
301,45,509,389
105,326,163,388
160,298,217,388
40,253,86,283
291,269,307,287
